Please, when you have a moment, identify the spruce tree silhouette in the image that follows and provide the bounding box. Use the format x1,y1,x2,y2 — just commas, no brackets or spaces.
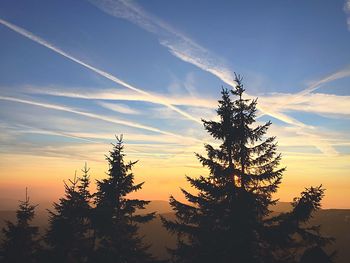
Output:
162,74,284,263
0,188,40,263
264,185,335,263
162,74,334,263
90,135,156,263
45,164,93,263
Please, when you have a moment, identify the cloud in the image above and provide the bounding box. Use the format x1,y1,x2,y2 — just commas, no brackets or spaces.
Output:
65,131,200,145
298,67,350,96
0,18,201,124
344,0,350,30
25,84,350,156
1,14,347,156
0,121,205,163
0,140,107,162
88,0,237,86
97,101,140,114
86,0,345,156
8,124,103,144
26,85,217,108
269,125,348,157
295,130,339,156
27,85,350,118
260,93,350,117
26,85,311,127
258,67,350,118
0,95,200,142
163,43,237,87
88,0,324,124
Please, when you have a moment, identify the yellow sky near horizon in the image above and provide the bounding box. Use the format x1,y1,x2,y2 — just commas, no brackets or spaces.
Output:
0,139,349,210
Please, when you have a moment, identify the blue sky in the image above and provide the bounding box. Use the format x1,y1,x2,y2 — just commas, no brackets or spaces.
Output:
0,0,349,207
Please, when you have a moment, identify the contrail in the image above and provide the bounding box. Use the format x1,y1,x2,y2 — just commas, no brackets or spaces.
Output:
86,1,344,156
344,0,350,31
26,86,217,108
260,67,350,116
0,17,341,155
18,125,103,144
296,67,350,97
88,0,238,87
87,0,313,126
0,18,201,124
0,95,200,141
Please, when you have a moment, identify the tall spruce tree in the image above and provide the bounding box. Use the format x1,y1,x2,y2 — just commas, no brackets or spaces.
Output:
0,188,40,263
162,74,333,263
162,74,284,263
45,164,93,263
91,135,156,263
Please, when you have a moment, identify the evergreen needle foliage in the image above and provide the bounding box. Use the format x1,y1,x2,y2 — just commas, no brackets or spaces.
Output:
45,164,93,263
0,188,40,263
162,74,334,263
264,185,335,263
91,135,156,263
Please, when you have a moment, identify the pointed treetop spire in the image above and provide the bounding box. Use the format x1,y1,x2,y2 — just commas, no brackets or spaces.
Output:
233,72,245,97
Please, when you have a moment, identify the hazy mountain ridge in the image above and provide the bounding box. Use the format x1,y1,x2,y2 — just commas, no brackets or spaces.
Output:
139,201,350,262
1,201,349,262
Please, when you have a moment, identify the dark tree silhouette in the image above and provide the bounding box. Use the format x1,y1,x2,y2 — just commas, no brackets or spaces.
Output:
162,74,284,263
162,74,333,263
264,185,335,263
0,188,40,263
300,246,333,263
90,135,156,263
45,164,93,263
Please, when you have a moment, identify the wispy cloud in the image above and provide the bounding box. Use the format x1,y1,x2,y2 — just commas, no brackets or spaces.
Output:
0,18,201,124
257,67,350,120
87,1,348,156
97,101,140,115
8,124,103,144
344,0,350,30
63,131,199,145
88,0,238,86
0,140,106,162
0,95,200,141
1,14,347,156
260,93,350,117
269,125,348,157
0,120,206,164
27,85,350,118
298,67,350,96
25,84,350,156
25,86,217,108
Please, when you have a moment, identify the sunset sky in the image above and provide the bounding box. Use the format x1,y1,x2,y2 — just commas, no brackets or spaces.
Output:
0,0,349,208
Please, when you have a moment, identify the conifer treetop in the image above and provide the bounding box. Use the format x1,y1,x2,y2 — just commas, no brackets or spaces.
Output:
17,187,38,226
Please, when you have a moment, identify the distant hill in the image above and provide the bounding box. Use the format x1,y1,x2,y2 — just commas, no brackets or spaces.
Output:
140,201,350,262
271,201,293,213
138,200,172,215
0,198,52,212
1,201,349,262
0,198,19,210
0,209,49,236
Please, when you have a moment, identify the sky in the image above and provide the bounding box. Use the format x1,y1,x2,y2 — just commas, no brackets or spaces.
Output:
0,0,349,209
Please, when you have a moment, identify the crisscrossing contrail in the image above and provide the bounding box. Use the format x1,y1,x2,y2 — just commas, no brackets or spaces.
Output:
0,18,202,124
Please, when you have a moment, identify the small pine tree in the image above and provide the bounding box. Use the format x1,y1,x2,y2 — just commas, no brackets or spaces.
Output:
91,135,155,263
0,188,40,263
45,164,93,263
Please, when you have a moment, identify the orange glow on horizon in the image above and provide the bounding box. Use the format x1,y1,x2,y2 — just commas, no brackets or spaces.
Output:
0,148,349,210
